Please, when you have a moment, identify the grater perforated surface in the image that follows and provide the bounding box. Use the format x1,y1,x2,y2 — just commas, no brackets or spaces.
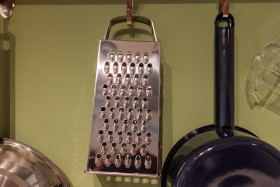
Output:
86,40,160,177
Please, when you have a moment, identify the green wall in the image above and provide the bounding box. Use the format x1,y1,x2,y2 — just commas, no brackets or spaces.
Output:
1,1,280,186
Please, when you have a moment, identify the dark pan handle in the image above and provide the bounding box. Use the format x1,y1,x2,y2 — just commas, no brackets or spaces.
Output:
215,13,234,138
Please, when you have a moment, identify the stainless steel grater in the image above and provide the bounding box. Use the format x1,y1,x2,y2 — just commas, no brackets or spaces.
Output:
85,15,160,178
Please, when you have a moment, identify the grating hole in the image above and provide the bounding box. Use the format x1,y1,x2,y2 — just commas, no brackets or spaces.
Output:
106,154,111,159
102,142,107,146
96,153,101,158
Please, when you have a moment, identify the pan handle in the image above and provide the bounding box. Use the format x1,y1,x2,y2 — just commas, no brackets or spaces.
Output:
104,15,158,42
215,13,234,138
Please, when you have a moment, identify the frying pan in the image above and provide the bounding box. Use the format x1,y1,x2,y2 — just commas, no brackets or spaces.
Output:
161,12,280,187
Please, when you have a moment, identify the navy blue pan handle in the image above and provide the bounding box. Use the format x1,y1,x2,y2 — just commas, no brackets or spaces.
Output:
215,13,235,138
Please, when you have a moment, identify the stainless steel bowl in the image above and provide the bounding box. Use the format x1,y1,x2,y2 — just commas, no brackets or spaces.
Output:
0,138,69,187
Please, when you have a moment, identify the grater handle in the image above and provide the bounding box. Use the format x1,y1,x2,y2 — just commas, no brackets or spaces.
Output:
104,15,158,42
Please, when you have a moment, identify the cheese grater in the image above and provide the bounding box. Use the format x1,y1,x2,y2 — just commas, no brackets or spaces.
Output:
85,15,160,178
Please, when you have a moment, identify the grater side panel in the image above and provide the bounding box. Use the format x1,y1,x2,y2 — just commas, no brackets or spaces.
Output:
86,40,160,177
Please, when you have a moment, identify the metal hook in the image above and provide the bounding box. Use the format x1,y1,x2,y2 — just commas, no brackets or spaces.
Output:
223,1,230,18
126,0,133,25
219,0,230,18
219,0,225,13
0,0,14,19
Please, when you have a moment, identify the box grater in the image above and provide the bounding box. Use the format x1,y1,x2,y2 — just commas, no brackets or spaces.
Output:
85,15,160,178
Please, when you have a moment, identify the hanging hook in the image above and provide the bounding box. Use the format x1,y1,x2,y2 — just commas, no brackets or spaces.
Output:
223,1,230,18
0,0,15,19
219,0,230,18
219,0,225,13
126,0,133,25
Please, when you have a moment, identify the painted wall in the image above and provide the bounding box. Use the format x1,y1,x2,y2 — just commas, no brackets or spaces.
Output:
1,1,280,186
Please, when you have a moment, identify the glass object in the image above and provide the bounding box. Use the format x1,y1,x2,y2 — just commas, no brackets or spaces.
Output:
247,42,280,114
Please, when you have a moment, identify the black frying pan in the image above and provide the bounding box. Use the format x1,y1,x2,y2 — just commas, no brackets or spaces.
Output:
161,12,280,187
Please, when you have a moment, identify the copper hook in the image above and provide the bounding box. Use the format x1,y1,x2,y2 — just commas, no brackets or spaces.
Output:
223,1,230,18
126,0,133,25
219,0,230,18
0,0,15,19
219,0,226,13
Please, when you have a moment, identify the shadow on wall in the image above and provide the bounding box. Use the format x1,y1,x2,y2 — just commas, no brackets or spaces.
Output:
158,39,173,171
0,19,15,139
98,175,160,187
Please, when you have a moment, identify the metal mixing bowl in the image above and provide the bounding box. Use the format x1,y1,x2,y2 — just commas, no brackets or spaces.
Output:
0,138,69,187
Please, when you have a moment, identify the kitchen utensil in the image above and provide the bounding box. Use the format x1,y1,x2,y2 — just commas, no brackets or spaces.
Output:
0,138,69,187
247,42,280,115
161,10,280,187
85,15,160,178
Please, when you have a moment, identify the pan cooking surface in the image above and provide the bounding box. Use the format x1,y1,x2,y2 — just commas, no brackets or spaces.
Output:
174,137,280,187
